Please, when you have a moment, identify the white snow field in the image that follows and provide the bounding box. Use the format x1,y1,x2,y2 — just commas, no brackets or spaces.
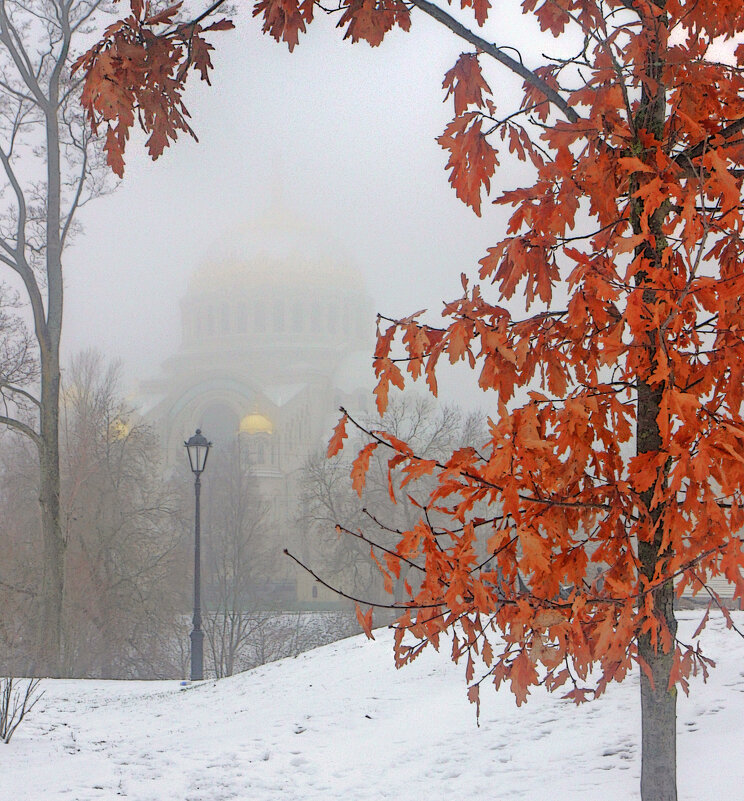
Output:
2,612,743,801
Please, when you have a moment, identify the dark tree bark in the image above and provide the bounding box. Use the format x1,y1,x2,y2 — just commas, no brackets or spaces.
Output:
637,377,678,801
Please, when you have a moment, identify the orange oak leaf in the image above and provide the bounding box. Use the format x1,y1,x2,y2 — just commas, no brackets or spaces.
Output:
443,53,492,116
327,413,349,457
437,113,499,215
350,441,378,496
355,603,375,639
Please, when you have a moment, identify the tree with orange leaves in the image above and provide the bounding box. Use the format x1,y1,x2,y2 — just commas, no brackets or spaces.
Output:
79,2,744,798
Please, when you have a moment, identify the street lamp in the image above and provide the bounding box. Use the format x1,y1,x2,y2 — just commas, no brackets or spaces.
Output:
185,428,211,681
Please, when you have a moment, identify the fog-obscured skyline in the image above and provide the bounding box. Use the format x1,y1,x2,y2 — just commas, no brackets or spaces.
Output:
62,6,555,407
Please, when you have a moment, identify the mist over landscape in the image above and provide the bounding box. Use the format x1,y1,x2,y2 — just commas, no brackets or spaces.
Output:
64,11,514,403
2,3,744,801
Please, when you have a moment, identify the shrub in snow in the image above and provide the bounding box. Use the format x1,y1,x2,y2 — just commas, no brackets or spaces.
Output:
0,677,43,743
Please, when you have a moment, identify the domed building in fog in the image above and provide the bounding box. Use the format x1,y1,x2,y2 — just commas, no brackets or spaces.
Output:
142,210,376,607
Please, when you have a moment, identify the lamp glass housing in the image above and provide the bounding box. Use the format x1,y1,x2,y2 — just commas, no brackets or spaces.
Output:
185,429,211,474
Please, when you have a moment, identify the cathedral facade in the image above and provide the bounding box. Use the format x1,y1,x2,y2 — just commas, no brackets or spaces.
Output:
142,214,375,607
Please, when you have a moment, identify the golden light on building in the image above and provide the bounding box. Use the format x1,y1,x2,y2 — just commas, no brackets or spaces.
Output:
238,411,273,436
108,418,131,442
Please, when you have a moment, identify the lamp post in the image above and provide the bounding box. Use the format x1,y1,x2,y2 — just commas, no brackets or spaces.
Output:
185,428,211,681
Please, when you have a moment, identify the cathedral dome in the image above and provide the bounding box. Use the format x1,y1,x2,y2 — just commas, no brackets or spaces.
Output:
188,253,364,300
189,205,365,293
179,207,374,360
238,410,274,436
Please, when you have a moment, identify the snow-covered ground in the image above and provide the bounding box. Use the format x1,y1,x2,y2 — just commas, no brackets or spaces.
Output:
3,612,743,801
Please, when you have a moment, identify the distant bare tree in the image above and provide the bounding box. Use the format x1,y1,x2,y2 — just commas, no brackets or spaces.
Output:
59,350,183,678
0,0,114,675
200,439,276,678
300,395,486,605
0,430,39,675
0,283,37,421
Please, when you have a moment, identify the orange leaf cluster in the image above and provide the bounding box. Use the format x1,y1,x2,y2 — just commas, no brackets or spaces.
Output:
344,0,744,708
336,0,411,46
254,0,315,51
75,0,233,176
443,53,492,117
437,53,498,215
438,114,498,216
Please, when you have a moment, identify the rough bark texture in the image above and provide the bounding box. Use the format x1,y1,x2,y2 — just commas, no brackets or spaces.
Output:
638,588,678,801
637,378,678,801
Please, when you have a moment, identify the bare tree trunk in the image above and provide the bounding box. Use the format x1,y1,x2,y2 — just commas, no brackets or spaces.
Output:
38,386,64,676
637,378,677,801
35,266,64,676
34,30,67,677
638,585,677,801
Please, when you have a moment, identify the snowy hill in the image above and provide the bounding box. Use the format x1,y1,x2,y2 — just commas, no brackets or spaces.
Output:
3,612,743,801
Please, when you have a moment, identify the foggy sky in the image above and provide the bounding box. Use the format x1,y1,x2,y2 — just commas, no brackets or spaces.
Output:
62,5,563,407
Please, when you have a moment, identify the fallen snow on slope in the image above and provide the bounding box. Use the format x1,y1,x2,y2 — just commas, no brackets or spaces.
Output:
3,612,743,801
